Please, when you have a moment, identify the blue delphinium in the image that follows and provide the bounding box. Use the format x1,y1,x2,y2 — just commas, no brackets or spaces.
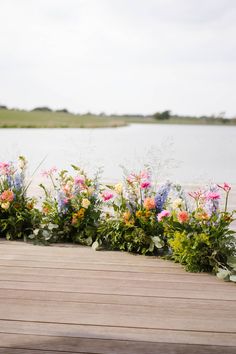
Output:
14,173,24,192
155,182,171,213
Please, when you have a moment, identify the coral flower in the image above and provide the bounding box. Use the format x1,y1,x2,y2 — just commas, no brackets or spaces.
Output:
177,211,189,223
140,181,151,189
144,197,156,210
101,191,114,201
157,210,170,222
0,189,14,202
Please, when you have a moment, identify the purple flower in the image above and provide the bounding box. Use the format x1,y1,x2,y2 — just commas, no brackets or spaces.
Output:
155,182,171,213
57,191,69,214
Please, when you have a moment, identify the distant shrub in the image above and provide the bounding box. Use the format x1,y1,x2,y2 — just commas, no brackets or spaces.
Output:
32,107,52,112
55,109,70,114
0,105,7,109
153,110,171,120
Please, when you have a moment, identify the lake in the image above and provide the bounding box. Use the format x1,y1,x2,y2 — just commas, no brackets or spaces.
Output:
0,124,235,185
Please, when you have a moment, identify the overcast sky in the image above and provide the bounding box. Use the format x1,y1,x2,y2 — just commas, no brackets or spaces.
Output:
0,0,236,117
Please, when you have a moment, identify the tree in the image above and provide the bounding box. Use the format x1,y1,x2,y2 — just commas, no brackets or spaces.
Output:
153,110,171,120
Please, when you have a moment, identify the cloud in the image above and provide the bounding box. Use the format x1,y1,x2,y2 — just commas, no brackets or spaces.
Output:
0,0,235,116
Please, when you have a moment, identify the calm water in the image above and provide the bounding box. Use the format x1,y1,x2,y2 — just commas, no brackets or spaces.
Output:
0,124,235,185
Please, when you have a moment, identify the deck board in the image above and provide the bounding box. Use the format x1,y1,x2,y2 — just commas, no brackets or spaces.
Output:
0,240,235,353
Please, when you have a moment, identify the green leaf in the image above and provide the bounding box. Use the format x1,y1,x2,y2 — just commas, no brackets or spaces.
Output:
216,268,230,281
227,256,236,270
229,275,236,282
48,223,59,230
148,241,155,253
92,241,99,251
151,236,164,249
28,234,35,240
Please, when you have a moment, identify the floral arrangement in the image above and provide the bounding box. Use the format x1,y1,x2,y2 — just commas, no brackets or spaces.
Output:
96,169,171,255
0,157,235,282
0,156,38,239
160,183,236,277
29,165,103,245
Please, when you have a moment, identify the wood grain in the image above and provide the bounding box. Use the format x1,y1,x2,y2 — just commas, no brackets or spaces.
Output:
0,240,235,353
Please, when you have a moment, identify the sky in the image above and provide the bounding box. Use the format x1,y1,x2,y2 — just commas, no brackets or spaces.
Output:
0,0,236,117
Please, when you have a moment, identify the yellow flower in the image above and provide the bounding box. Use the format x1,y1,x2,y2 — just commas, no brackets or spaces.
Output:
135,210,142,218
114,183,123,194
1,202,10,210
81,198,90,209
145,211,151,218
77,208,85,219
87,187,94,196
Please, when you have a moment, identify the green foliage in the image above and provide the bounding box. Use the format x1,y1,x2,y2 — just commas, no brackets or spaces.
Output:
165,211,236,273
97,219,166,255
153,110,171,120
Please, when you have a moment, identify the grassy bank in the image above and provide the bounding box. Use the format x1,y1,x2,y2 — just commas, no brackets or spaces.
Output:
0,109,127,128
0,109,236,128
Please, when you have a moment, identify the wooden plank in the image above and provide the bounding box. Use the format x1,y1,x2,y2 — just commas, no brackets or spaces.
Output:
0,279,235,300
1,288,235,308
0,269,223,285
1,320,236,346
0,298,235,332
0,263,192,275
0,333,235,354
0,350,80,354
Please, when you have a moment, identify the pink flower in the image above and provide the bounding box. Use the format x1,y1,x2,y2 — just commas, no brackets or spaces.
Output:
188,190,204,200
0,162,13,176
74,175,85,185
63,198,69,204
157,210,170,222
140,170,150,180
144,197,156,210
140,181,151,189
42,167,57,178
205,192,220,200
101,191,114,201
0,189,14,202
127,173,136,183
217,182,231,193
177,210,189,223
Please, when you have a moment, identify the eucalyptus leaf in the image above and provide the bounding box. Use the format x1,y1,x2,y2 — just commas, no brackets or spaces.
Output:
216,268,230,281
48,223,59,230
229,275,236,282
92,241,99,251
227,256,236,270
152,236,164,249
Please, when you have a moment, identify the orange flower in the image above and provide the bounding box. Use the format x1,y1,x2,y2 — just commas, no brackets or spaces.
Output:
143,197,155,210
177,211,189,223
0,189,14,202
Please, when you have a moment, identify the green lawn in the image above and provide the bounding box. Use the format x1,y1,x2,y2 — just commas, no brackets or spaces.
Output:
0,109,235,128
0,109,127,128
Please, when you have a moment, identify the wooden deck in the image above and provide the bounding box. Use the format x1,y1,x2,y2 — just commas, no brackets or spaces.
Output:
0,240,235,354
